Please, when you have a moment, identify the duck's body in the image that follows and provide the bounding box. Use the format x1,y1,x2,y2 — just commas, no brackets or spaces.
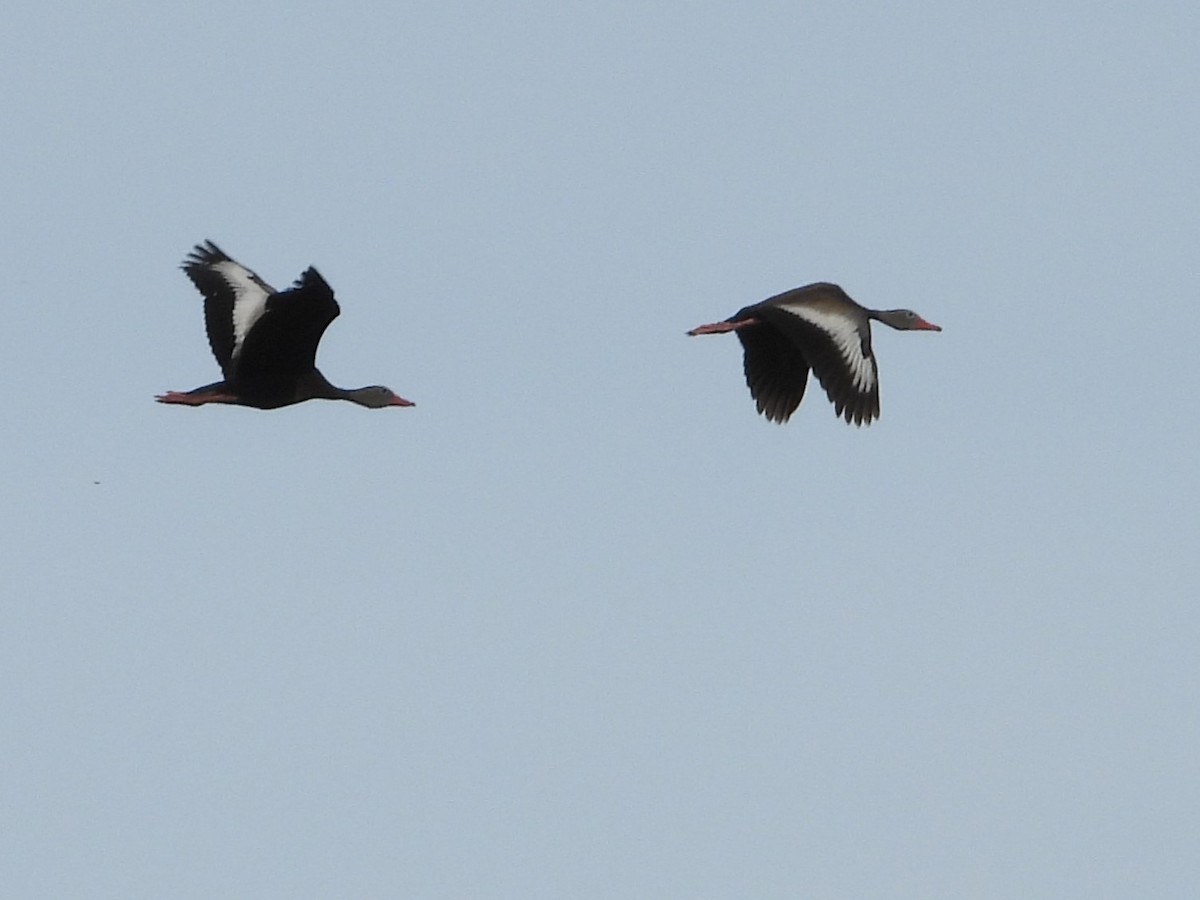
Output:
157,241,413,410
688,282,940,425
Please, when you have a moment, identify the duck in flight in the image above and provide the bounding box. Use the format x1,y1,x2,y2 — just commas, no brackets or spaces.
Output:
688,282,940,425
157,241,414,410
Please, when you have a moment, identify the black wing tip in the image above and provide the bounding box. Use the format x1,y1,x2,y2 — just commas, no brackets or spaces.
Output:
754,392,800,424
291,266,336,300
294,265,327,286
181,239,229,272
833,397,880,426
759,405,795,424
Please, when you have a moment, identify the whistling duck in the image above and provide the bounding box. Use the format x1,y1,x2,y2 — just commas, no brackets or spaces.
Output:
688,282,940,425
157,241,413,410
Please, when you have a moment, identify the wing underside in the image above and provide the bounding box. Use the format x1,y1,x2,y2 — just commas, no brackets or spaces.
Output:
759,305,880,425
181,240,277,377
735,322,810,424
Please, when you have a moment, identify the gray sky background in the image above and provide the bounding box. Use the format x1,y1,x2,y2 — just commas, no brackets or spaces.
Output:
3,2,1198,897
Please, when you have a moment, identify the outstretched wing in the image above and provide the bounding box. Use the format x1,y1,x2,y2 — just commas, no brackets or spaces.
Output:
761,301,880,425
735,321,810,424
181,240,277,378
233,267,341,383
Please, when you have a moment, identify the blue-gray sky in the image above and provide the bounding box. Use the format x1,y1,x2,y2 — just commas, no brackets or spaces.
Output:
3,2,1198,897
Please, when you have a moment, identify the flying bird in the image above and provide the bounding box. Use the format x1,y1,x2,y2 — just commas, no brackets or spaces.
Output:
157,241,414,410
688,282,940,425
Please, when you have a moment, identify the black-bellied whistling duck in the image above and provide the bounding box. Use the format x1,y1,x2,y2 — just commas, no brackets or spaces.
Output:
157,241,414,410
688,282,940,425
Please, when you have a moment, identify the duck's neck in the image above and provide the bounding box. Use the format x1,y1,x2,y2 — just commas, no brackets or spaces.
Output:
297,370,356,402
305,372,399,408
867,309,908,330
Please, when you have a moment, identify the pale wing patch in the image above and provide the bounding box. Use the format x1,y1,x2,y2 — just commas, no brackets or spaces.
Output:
778,303,877,393
213,260,273,360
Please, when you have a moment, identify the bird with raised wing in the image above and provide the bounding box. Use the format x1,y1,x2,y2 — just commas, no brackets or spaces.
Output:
688,282,940,425
157,241,414,410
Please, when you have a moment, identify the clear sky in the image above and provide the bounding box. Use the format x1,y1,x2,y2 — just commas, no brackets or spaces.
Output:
3,1,1198,897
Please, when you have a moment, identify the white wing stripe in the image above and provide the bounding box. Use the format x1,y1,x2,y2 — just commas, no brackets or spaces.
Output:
778,303,877,392
213,260,272,360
